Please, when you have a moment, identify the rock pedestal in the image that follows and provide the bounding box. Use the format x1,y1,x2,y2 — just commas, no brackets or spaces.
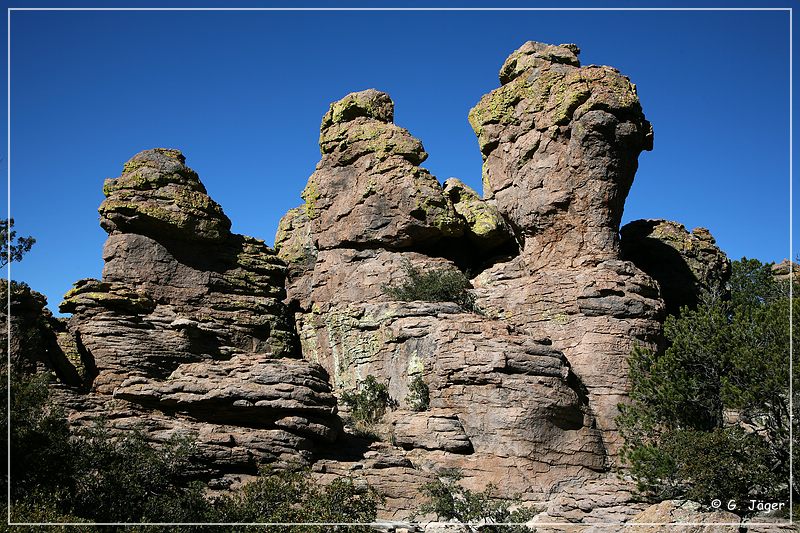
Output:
58,148,341,478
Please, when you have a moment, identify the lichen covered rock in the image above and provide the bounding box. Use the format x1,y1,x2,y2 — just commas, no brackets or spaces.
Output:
296,89,463,250
469,41,653,264
30,40,733,525
57,148,341,476
443,178,512,252
99,148,231,242
467,42,663,460
620,219,732,315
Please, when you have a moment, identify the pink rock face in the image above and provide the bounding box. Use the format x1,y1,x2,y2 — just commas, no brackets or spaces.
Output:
33,41,735,524
273,43,664,513
303,89,463,251
58,148,342,476
468,41,664,454
469,41,653,267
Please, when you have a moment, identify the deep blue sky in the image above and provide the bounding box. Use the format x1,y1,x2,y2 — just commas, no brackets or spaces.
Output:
2,2,795,314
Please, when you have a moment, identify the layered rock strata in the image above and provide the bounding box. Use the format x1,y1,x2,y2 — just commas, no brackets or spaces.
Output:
2,281,82,386
468,41,663,455
27,40,740,525
57,148,341,476
274,43,664,512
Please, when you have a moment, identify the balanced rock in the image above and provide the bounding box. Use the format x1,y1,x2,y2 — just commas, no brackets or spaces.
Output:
99,148,231,241
620,219,731,315
469,41,653,264
58,148,341,475
25,40,738,525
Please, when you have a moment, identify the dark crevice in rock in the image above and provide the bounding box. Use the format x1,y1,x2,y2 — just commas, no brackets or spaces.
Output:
74,330,98,389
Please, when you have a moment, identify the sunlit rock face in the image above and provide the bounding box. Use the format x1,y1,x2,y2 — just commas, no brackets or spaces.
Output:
273,41,664,515
31,41,735,523
468,41,663,458
58,148,341,478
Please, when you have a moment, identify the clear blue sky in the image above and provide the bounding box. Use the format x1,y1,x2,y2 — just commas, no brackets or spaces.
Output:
2,1,795,315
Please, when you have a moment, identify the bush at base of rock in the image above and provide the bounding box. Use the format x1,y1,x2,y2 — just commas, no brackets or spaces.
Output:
6,369,382,531
339,375,394,438
214,468,382,531
416,468,537,532
617,258,795,516
382,261,479,313
8,369,209,524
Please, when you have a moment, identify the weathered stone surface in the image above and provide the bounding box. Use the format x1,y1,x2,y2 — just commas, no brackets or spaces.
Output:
535,477,648,524
628,500,740,532
771,259,799,283
29,40,737,525
2,281,82,385
621,219,731,315
99,148,231,242
466,41,663,459
114,353,340,441
57,148,341,474
469,41,652,264
442,177,513,253
56,390,322,476
299,89,463,251
390,409,472,453
267,41,667,519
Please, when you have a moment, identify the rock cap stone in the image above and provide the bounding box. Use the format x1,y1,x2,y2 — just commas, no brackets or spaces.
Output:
99,148,232,242
321,89,394,129
499,41,581,84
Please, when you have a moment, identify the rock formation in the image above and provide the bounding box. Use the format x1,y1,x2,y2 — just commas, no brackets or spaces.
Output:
620,219,731,315
467,41,664,455
57,148,341,480
271,41,671,518
15,41,740,526
2,281,82,386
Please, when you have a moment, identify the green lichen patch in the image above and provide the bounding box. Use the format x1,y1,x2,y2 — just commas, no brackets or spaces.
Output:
60,280,155,315
301,179,321,220
319,120,427,166
320,89,394,130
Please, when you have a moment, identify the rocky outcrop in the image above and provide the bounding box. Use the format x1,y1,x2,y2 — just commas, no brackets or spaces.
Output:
272,42,665,516
621,219,731,315
1,281,82,386
303,88,462,251
25,40,741,526
468,41,663,456
57,148,341,476
771,259,798,283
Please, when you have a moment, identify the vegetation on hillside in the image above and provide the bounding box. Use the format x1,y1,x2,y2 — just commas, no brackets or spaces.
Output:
339,375,394,438
618,258,796,517
4,370,382,531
